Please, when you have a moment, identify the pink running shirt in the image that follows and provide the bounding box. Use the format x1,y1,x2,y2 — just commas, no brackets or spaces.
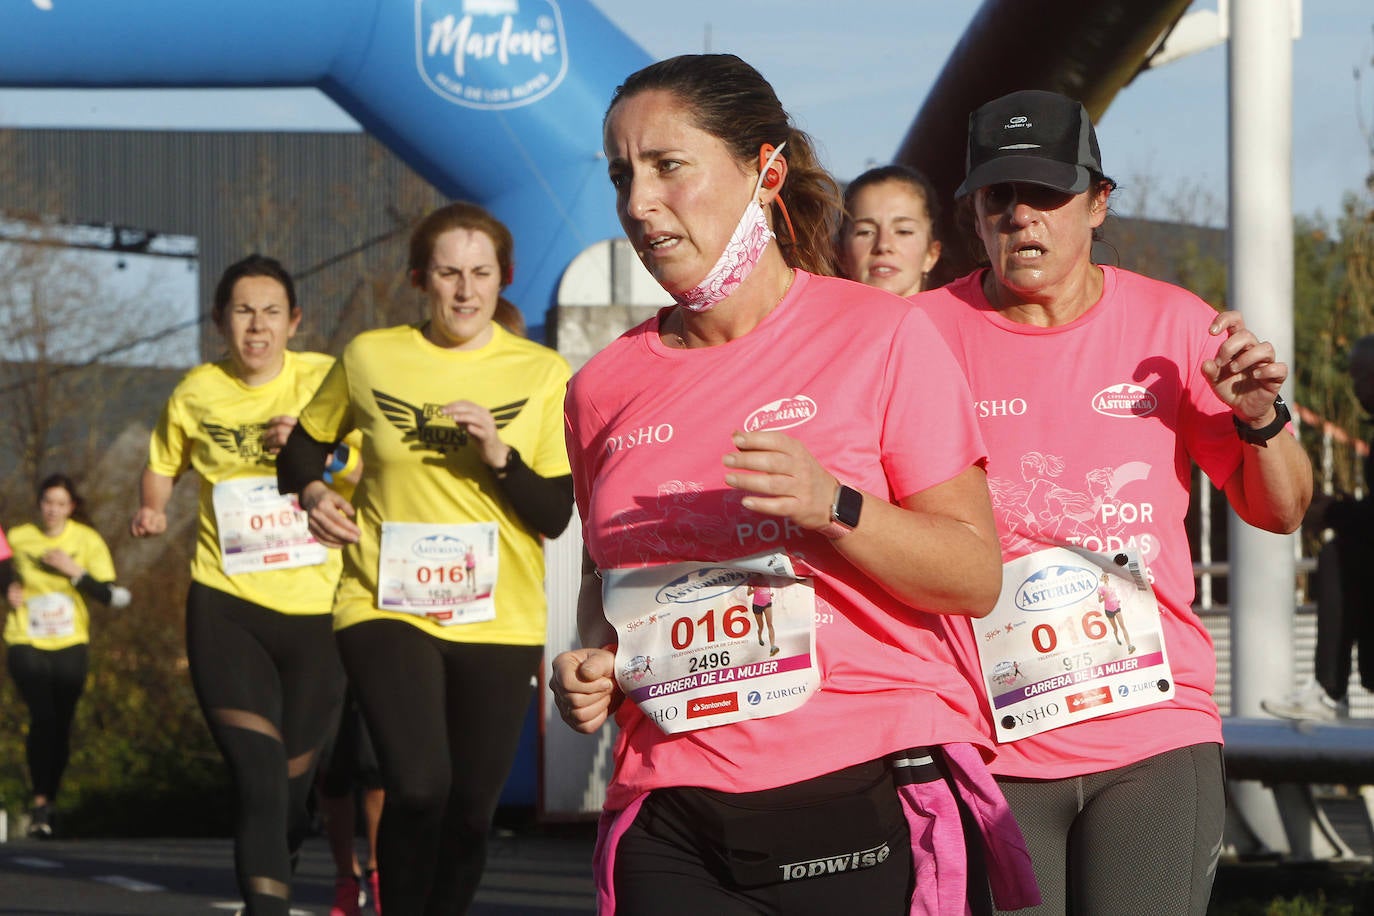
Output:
916,267,1250,779
566,271,993,809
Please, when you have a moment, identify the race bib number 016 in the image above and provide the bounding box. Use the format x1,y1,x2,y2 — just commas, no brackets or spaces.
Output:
377,521,498,625
604,552,818,735
213,477,327,576
974,545,1175,743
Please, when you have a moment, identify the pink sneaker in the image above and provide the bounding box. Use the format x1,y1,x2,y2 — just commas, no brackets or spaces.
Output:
330,874,362,916
365,869,381,914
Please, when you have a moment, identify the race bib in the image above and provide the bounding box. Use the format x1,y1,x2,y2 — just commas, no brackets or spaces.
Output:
604,552,819,734
213,477,327,576
973,545,1175,743
27,592,77,639
377,521,498,625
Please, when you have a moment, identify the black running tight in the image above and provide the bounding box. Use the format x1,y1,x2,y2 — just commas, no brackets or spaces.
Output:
7,643,88,801
995,743,1225,916
186,582,345,916
336,619,541,916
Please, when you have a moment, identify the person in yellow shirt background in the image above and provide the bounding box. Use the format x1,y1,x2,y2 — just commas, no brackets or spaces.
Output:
5,473,129,838
131,254,357,916
278,202,574,914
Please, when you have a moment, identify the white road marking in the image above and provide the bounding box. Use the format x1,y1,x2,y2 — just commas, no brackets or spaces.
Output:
95,874,166,892
10,856,62,868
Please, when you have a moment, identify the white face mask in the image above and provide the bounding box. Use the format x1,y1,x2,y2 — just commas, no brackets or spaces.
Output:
672,142,787,312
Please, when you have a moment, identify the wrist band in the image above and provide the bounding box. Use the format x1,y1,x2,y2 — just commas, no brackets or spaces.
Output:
1233,395,1291,446
322,444,350,484
493,447,522,480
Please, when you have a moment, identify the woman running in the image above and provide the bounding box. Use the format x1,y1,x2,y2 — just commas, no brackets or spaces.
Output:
748,579,778,657
920,89,1312,915
1097,573,1134,654
551,54,1036,915
838,164,943,297
131,254,354,916
5,473,129,838
277,201,574,914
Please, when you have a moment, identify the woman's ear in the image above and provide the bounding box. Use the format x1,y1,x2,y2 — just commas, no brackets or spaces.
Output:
922,240,943,276
757,145,788,203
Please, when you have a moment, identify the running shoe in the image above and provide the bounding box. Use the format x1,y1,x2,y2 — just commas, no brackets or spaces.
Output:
365,868,381,914
27,804,53,839
330,873,363,916
1260,678,1349,722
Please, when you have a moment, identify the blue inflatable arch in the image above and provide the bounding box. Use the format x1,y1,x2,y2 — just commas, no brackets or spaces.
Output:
0,0,652,318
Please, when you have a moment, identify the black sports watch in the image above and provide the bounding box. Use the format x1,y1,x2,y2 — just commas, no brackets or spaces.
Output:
820,484,863,540
1232,395,1291,446
492,446,522,480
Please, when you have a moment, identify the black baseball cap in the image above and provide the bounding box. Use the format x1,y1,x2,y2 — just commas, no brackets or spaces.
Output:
955,90,1103,198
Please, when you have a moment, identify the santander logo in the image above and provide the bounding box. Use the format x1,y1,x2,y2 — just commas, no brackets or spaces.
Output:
743,396,818,432
1091,383,1157,418
416,0,568,110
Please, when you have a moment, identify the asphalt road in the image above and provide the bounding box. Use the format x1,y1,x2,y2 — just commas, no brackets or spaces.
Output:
0,825,597,915
9,821,1366,914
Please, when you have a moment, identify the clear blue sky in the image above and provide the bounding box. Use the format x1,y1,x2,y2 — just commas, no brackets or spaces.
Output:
0,1,1369,224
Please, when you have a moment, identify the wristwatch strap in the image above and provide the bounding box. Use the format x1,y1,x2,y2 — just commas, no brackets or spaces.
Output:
1233,395,1291,446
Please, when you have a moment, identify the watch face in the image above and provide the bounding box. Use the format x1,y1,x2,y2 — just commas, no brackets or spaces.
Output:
834,485,863,529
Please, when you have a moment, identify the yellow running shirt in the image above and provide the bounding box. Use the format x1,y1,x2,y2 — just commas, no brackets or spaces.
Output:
147,350,350,615
4,520,116,650
297,324,571,644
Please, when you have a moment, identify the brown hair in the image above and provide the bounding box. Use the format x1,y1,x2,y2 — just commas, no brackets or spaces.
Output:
606,54,842,277
494,297,527,337
212,254,297,327
37,472,89,524
408,202,515,287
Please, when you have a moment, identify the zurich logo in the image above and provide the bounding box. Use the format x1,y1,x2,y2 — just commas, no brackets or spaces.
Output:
416,0,568,110
1014,565,1098,612
1091,383,1158,418
412,534,466,560
655,567,749,605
